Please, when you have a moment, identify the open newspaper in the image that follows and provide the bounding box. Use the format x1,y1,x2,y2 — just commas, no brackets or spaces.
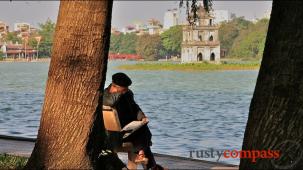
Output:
121,121,148,139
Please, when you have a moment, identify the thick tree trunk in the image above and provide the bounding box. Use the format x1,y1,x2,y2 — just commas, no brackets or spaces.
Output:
25,1,114,169
240,1,303,169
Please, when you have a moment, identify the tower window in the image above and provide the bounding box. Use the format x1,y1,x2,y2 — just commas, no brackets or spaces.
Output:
197,53,203,61
210,53,215,61
199,35,202,41
209,35,213,41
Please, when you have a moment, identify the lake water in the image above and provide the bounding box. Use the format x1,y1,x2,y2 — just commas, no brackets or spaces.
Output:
0,61,258,165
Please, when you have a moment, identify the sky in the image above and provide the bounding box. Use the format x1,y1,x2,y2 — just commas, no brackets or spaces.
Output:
0,1,272,31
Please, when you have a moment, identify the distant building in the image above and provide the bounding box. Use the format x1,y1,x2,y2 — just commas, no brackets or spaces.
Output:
109,53,142,60
132,22,149,35
133,21,144,31
14,22,32,38
111,27,121,35
213,10,230,24
121,25,137,34
30,27,38,34
0,42,37,60
147,18,162,35
181,5,220,63
14,23,31,33
0,21,9,38
147,25,161,35
120,18,163,35
163,8,179,30
0,43,6,57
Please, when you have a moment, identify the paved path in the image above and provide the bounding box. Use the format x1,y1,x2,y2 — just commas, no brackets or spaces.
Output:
0,135,238,169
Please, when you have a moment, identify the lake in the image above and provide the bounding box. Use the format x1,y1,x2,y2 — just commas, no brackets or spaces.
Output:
0,61,258,165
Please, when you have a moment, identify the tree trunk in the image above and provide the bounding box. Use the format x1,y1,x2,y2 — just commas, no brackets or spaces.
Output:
25,1,114,169
240,1,303,169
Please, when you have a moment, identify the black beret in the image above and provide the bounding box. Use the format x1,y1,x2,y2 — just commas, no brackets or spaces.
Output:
112,72,132,87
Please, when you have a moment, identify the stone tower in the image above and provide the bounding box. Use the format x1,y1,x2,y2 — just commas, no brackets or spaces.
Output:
181,6,220,63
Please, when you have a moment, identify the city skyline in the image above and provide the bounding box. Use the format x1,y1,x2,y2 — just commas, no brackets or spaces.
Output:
0,1,272,31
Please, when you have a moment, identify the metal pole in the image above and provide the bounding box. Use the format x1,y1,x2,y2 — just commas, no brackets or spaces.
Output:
25,41,27,61
36,43,39,60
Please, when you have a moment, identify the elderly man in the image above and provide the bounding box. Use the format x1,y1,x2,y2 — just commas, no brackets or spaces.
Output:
103,72,163,170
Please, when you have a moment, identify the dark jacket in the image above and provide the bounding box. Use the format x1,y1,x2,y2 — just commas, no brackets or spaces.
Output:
103,85,146,127
103,84,152,150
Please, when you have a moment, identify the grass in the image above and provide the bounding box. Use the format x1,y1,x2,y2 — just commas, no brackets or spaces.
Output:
0,154,28,169
117,60,260,72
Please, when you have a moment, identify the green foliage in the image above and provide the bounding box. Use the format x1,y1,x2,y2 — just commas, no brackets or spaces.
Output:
110,33,137,54
229,18,269,58
110,34,122,53
219,16,252,56
38,18,56,57
4,32,22,44
106,15,268,61
118,60,260,71
0,154,28,169
161,25,183,56
109,28,182,59
109,26,183,60
218,16,269,59
0,50,3,60
120,33,137,54
136,34,163,61
28,37,38,50
0,19,54,58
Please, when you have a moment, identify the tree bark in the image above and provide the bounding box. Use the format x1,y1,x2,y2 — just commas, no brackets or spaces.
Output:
25,1,114,169
240,1,303,169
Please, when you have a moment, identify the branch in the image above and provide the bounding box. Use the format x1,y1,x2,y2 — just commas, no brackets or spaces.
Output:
179,0,212,25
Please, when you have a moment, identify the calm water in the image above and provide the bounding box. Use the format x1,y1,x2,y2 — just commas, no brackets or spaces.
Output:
0,61,258,165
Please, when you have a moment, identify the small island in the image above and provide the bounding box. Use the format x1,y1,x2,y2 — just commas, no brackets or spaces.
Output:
117,60,260,72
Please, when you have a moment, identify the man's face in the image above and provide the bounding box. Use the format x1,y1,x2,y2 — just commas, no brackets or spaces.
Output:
109,83,128,93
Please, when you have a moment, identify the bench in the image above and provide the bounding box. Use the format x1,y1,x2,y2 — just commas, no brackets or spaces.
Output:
102,105,144,169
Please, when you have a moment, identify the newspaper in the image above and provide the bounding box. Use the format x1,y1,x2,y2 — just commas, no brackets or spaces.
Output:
121,121,148,139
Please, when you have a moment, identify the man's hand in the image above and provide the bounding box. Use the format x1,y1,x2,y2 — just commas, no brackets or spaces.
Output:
142,117,149,124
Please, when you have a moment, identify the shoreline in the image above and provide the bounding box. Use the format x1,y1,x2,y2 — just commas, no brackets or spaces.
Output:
0,135,238,169
117,61,260,72
0,58,51,63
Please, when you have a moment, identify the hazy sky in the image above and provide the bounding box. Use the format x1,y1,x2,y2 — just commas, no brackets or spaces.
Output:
0,1,272,31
